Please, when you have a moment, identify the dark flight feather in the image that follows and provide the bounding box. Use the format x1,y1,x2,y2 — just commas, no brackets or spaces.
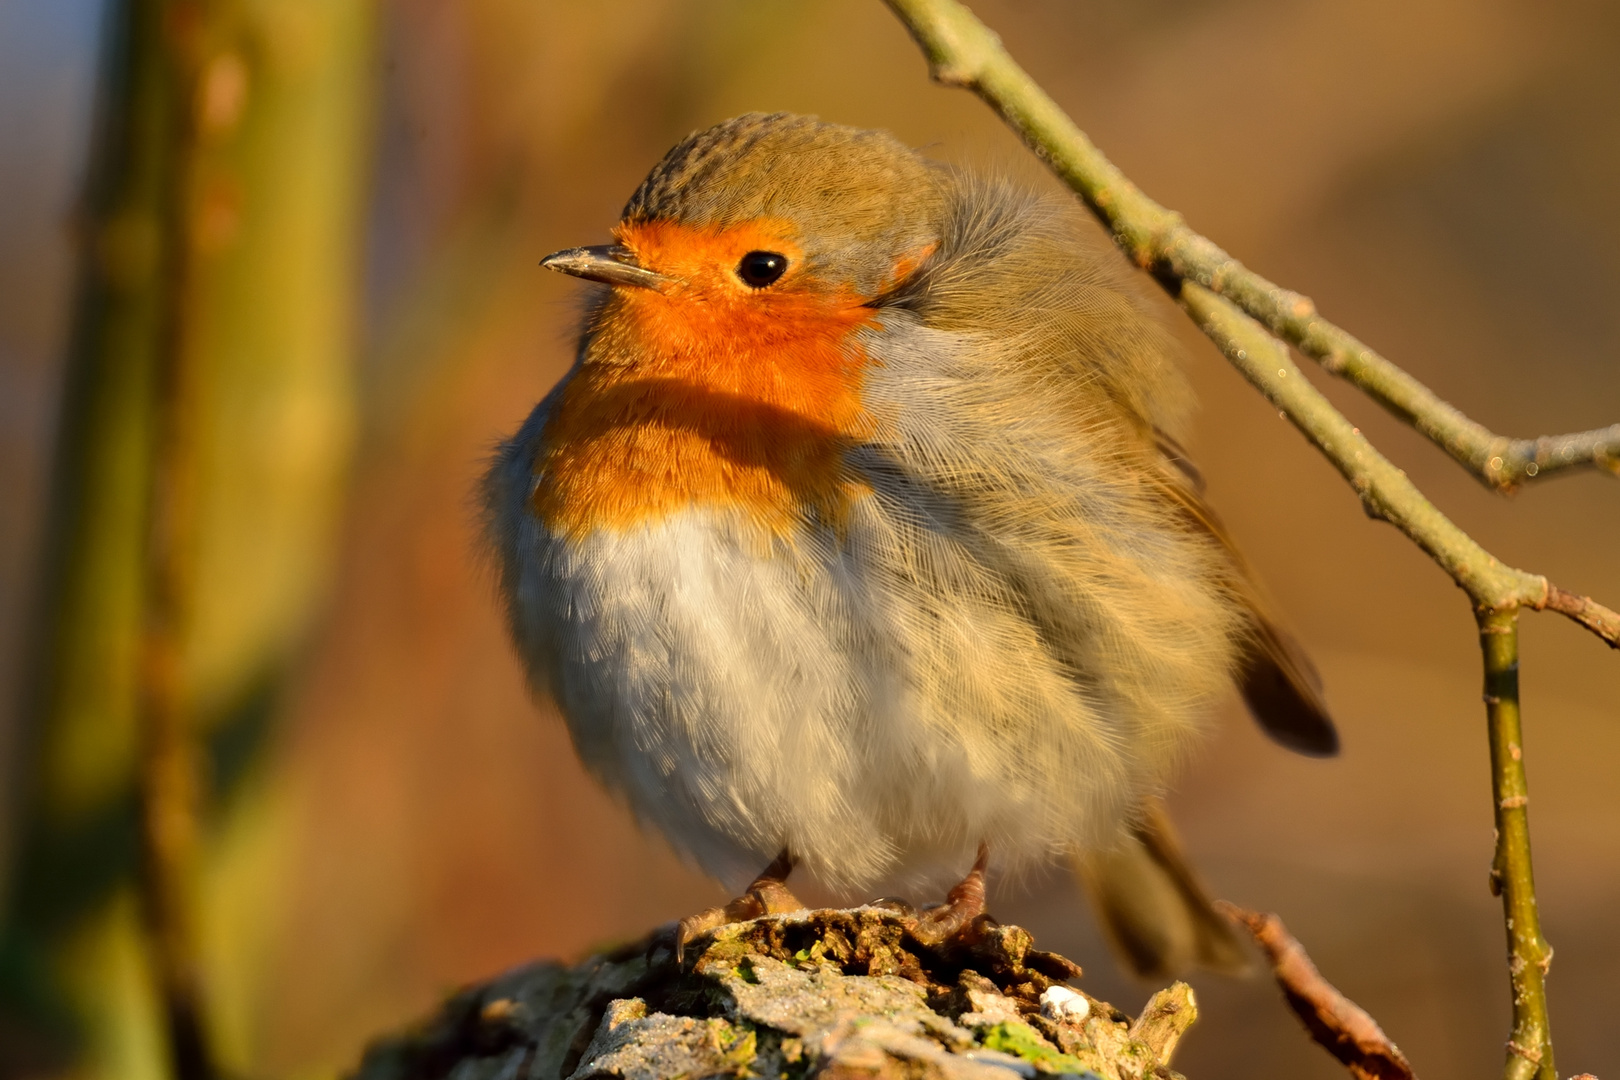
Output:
1152,430,1339,757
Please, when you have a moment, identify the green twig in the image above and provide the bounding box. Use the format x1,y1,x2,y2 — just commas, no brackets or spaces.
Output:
1479,609,1554,1080
1176,285,1544,611
135,1,221,1077
881,0,1619,496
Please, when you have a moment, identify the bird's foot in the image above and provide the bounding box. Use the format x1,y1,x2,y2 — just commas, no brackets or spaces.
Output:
909,843,990,948
675,850,804,962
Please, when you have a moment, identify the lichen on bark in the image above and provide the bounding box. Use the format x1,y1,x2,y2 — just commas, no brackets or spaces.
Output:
351,908,1197,1080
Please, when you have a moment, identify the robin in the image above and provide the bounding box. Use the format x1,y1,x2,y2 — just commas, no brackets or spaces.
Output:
484,112,1336,977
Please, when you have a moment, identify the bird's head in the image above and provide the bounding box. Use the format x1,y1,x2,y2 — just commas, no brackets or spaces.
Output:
541,113,947,360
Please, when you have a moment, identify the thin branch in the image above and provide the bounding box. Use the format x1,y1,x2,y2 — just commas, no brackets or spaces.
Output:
1543,585,1620,650
1181,282,1620,646
1219,904,1417,1080
1176,285,1541,607
880,0,1620,652
1479,609,1556,1080
881,0,1619,496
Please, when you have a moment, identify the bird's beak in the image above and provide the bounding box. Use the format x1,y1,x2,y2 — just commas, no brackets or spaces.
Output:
540,244,668,291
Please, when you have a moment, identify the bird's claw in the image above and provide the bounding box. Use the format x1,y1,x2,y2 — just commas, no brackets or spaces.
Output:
674,852,805,963
909,842,990,948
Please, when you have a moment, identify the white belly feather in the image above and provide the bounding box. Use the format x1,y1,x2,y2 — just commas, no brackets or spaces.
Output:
489,324,1240,894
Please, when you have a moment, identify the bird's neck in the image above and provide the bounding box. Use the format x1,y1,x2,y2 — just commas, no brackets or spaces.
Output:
532,286,878,540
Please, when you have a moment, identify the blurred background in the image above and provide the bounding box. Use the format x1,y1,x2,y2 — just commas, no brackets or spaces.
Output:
2,1,1617,1078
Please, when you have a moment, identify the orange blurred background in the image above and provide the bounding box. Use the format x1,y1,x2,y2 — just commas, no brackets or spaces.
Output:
2,2,1618,1078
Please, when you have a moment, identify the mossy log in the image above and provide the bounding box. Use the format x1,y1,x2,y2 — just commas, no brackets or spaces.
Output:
352,908,1198,1080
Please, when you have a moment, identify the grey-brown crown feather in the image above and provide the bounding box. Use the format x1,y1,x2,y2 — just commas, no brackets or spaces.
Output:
621,112,943,233
623,113,824,223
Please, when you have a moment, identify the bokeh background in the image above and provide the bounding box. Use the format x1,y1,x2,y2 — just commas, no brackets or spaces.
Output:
2,1,1618,1078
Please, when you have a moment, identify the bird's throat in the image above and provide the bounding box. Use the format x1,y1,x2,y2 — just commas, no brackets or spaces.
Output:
532,281,878,541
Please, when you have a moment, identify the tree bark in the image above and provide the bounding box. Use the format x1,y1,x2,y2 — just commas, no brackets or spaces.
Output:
352,908,1197,1080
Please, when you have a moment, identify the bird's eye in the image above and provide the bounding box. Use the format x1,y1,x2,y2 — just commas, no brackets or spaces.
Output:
736,251,789,288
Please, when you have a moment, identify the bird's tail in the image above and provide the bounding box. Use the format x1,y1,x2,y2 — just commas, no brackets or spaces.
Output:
1071,799,1249,978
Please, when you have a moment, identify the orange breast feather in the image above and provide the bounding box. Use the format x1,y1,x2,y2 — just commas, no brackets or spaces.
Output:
532,220,879,540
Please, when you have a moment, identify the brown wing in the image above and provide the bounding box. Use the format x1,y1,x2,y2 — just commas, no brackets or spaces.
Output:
1152,430,1339,757
1073,798,1250,977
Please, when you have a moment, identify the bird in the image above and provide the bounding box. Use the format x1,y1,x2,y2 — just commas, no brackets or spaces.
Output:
483,112,1336,977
